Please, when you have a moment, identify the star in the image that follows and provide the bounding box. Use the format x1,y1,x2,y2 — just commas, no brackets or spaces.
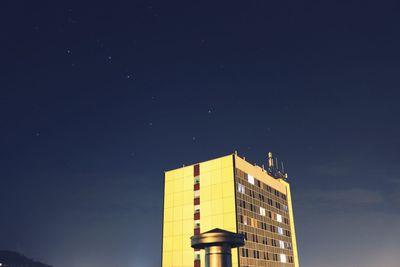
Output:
66,49,71,54
35,131,40,137
208,109,212,114
149,122,153,126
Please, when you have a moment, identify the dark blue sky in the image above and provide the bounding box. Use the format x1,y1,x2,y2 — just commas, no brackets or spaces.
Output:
1,1,400,267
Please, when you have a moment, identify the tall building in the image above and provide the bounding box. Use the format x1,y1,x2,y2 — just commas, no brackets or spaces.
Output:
162,152,299,267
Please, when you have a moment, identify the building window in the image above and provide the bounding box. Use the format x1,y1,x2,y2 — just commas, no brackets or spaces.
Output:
276,214,282,223
280,254,287,263
238,183,245,194
278,227,283,235
248,174,255,185
194,190,200,198
248,190,255,198
285,230,291,237
279,240,285,249
260,207,266,216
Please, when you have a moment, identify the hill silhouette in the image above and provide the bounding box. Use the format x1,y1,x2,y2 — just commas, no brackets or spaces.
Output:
0,251,52,267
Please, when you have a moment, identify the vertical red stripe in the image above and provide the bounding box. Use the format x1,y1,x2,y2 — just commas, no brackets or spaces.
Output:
194,183,200,190
194,164,200,267
194,164,200,176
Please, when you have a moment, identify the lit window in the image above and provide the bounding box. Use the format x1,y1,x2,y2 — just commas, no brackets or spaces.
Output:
194,190,200,198
238,183,245,194
278,227,283,235
259,207,266,216
279,240,285,249
280,254,286,263
248,174,255,185
276,214,282,223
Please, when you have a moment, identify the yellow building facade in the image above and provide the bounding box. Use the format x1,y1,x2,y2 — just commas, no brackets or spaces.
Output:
162,153,299,267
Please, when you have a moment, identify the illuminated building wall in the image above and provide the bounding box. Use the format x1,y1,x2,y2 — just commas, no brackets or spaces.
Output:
162,153,299,267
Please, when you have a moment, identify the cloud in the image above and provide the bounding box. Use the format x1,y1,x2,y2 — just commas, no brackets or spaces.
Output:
315,188,383,204
308,160,352,178
295,186,400,267
388,178,400,205
297,210,400,267
296,187,384,214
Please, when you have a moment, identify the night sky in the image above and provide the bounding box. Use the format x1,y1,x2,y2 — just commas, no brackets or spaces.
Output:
1,1,400,267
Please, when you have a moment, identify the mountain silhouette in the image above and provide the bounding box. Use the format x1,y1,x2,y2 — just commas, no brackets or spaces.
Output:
0,251,52,267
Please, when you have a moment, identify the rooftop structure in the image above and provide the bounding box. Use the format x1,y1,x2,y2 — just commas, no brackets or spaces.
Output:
162,152,299,267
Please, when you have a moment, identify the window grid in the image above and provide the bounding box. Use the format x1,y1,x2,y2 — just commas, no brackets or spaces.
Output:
235,168,294,267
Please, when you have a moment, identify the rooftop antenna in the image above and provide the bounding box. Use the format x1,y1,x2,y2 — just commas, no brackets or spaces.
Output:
268,152,274,168
281,161,285,173
275,157,279,171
